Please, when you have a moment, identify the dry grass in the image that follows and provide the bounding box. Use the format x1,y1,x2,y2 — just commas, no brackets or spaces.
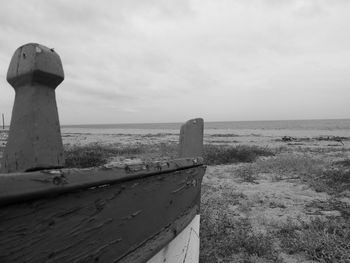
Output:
278,217,350,263
311,166,350,194
64,142,184,168
200,211,277,262
63,143,275,168
235,165,258,183
209,133,240,137
200,150,350,262
334,158,350,167
255,153,324,177
203,145,274,165
200,187,278,263
64,144,146,168
254,154,350,194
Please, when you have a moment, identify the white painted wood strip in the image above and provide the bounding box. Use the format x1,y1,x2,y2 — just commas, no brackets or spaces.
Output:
146,215,200,263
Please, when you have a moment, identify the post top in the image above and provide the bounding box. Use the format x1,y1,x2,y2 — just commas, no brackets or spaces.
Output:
184,118,203,125
179,118,204,158
7,43,64,88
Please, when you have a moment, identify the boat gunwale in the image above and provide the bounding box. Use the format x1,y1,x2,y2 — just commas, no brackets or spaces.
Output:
0,157,204,206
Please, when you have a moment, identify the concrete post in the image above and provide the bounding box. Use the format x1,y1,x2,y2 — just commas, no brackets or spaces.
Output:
1,43,65,173
179,118,204,158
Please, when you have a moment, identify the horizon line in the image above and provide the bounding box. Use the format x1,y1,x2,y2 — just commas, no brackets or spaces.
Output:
60,117,350,127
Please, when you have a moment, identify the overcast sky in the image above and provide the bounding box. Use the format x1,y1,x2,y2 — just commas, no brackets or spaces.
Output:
0,0,349,124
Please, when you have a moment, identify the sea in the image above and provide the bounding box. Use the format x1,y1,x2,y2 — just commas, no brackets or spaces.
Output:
61,119,350,138
1,119,349,148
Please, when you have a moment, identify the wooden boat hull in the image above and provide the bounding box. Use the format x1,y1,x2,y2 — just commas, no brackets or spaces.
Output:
1,43,206,262
146,215,200,263
0,162,205,263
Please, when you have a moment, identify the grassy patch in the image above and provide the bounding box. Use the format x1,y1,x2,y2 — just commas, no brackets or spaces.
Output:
200,210,277,262
255,153,323,177
142,133,173,138
203,145,274,165
311,167,350,194
254,153,350,193
63,142,181,168
200,182,277,262
64,144,146,168
235,165,258,183
279,217,350,263
64,143,275,168
306,199,350,219
209,133,240,137
334,158,350,167
154,142,178,159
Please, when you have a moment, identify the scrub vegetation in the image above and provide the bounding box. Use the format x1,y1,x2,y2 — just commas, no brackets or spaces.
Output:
200,148,350,263
64,143,275,167
203,145,275,165
64,144,146,168
2,132,349,262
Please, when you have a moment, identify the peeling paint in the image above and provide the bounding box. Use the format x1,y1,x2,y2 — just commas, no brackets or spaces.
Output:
0,167,205,262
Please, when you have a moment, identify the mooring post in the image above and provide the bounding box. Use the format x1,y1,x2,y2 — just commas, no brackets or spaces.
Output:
1,43,65,173
179,118,204,158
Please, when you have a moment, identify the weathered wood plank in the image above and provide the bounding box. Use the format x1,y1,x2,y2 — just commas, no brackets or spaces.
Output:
0,166,205,263
0,157,203,206
145,215,200,263
121,211,199,263
2,43,65,173
179,118,204,158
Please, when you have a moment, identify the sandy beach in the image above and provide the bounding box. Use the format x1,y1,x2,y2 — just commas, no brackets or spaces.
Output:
60,125,350,148
1,126,349,262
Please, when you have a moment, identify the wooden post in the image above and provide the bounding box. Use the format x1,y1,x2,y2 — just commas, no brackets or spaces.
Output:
1,43,65,173
179,118,204,158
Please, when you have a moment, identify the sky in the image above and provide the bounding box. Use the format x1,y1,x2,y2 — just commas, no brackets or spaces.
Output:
0,0,349,125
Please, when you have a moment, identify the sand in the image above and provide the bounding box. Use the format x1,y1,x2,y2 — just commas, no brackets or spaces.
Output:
1,127,349,262
199,140,350,262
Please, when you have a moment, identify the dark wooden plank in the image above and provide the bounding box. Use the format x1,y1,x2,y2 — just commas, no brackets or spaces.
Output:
0,166,205,263
0,158,203,206
118,208,198,263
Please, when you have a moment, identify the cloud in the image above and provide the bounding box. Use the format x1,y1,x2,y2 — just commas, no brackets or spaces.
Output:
0,0,349,124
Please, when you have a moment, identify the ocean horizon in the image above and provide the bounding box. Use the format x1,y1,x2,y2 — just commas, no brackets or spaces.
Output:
62,118,350,131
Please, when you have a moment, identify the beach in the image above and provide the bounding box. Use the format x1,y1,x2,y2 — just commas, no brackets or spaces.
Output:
1,119,350,262
60,119,350,148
